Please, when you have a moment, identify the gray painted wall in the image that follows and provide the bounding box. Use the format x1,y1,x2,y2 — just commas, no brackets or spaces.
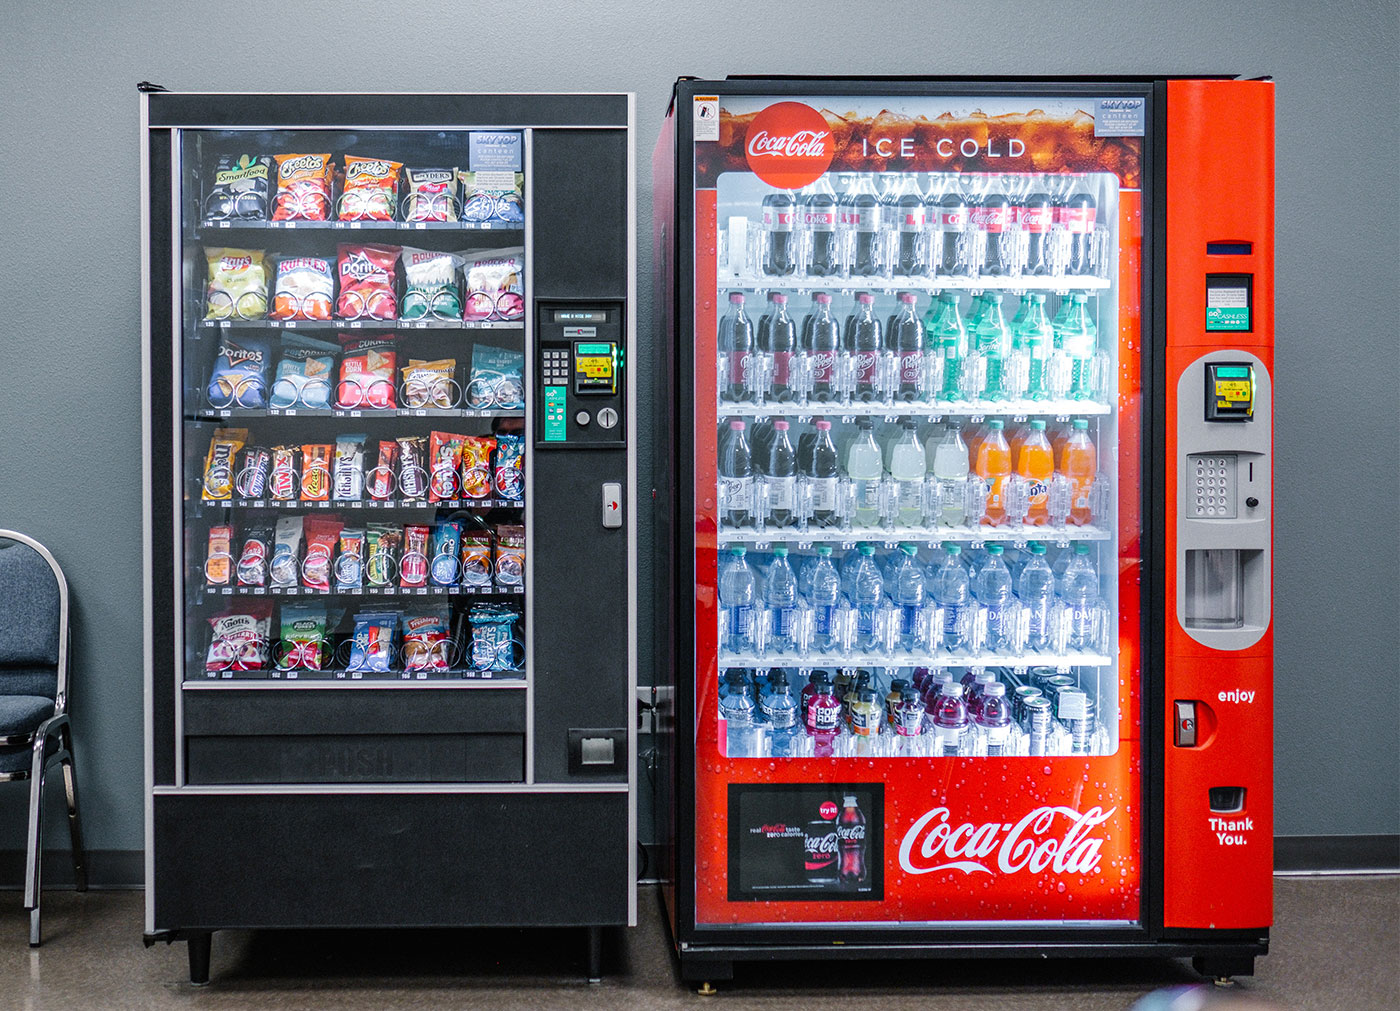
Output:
2,0,1396,872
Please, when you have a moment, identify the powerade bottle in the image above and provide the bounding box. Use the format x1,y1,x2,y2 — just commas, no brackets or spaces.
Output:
975,682,1014,756
760,670,802,757
930,681,970,756
924,291,967,401
804,671,842,756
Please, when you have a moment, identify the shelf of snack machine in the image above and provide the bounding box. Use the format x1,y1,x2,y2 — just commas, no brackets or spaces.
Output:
184,669,525,686
715,523,1113,547
190,406,524,422
198,584,523,601
197,318,523,332
194,497,522,516
198,219,523,234
714,399,1112,419
718,650,1112,669
719,275,1113,295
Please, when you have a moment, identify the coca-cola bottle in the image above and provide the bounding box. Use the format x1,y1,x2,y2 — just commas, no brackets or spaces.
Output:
936,176,971,276
1061,175,1097,275
1018,175,1054,275
974,175,1013,276
800,291,821,351
718,292,754,402
891,292,923,401
891,174,927,275
804,816,839,886
803,176,840,276
806,419,841,528
806,293,840,403
846,175,882,276
761,190,797,276
718,419,754,528
837,794,867,887
764,419,798,529
850,293,882,402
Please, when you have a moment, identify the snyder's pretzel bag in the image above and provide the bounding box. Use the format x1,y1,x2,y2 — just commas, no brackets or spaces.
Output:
204,248,268,320
272,153,333,221
403,167,458,222
339,156,401,221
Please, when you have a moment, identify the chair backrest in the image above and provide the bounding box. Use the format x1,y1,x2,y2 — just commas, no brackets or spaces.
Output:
0,532,68,710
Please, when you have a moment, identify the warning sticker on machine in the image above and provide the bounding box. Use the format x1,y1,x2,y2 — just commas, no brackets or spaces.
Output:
694,96,720,141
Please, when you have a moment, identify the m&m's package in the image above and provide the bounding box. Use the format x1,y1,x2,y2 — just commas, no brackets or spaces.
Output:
201,428,248,501
272,153,333,221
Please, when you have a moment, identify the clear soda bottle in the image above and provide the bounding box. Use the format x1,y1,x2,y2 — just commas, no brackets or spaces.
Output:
764,546,799,655
892,542,927,652
933,542,972,653
847,418,884,528
1017,542,1055,652
808,545,842,653
973,292,1010,400
719,546,756,654
1057,293,1098,400
1015,293,1054,400
924,291,966,401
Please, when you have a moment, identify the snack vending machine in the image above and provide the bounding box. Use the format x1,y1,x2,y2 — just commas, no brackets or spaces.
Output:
141,89,635,983
653,77,1273,987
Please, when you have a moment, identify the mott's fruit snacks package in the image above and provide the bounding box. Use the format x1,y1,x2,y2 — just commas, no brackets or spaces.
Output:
205,155,273,221
337,334,400,409
205,600,274,675
270,256,334,321
276,602,329,672
494,434,524,501
201,428,247,501
339,156,402,221
207,336,272,408
336,243,399,321
458,169,524,224
402,606,451,673
204,248,268,320
205,525,233,586
460,435,495,500
403,167,458,222
270,515,304,588
462,248,524,322
334,528,365,590
269,334,336,410
348,611,397,673
272,153,333,221
399,248,462,321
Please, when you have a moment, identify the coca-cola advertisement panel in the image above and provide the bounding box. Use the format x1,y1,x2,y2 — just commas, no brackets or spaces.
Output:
693,92,1144,927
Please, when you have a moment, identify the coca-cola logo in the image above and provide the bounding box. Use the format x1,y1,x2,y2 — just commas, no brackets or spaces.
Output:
745,102,835,189
837,824,866,842
899,805,1115,877
819,800,838,820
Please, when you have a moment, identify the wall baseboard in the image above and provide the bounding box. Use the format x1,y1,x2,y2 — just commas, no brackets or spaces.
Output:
0,849,144,890
1274,834,1399,873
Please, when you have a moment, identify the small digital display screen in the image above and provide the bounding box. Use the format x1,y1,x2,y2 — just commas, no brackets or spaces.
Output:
553,310,608,323
1215,366,1250,379
576,342,613,356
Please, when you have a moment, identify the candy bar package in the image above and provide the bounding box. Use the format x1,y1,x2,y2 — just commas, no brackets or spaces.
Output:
396,435,428,499
270,256,334,321
276,602,329,672
204,248,268,320
337,334,400,410
427,430,467,502
332,433,366,501
205,600,274,676
335,243,400,321
458,169,524,225
301,515,344,591
272,152,333,221
399,524,432,588
460,435,495,500
402,606,452,674
207,335,272,408
493,433,524,502
368,439,398,500
399,248,462,321
236,524,272,587
461,247,524,322
468,603,520,673
201,428,248,501
300,444,333,501
237,446,271,499
205,155,272,221
403,166,459,222
401,358,457,409
347,611,398,674
334,528,365,591
429,520,461,587
338,156,402,222
364,522,401,588
269,333,337,410
460,531,493,589
269,446,298,501
205,525,233,586
466,344,524,410
495,524,524,589
270,515,304,588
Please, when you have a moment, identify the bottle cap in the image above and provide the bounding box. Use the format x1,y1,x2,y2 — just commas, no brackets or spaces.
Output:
816,545,833,557
984,682,1007,697
1073,418,1089,430
731,546,746,557
815,293,832,304
729,292,745,304
940,682,964,697
1029,542,1047,555
857,293,874,304
772,545,788,557
729,419,746,430
1075,543,1091,555
900,543,918,556
843,795,858,806
772,293,787,304
943,542,961,555
986,292,1003,302
858,688,879,703
988,419,1004,429
858,544,876,556
890,678,909,693
815,419,832,430
986,544,1004,556
773,419,789,430
1031,419,1046,430
1030,293,1045,303
940,290,958,302
900,292,916,303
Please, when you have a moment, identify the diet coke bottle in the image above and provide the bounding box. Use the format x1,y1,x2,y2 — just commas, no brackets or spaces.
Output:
761,190,797,276
837,794,867,888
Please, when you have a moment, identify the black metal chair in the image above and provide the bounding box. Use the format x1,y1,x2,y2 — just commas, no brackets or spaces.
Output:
0,530,86,946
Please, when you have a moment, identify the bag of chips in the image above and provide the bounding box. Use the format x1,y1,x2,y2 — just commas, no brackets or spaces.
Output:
368,439,398,500
205,525,233,586
204,248,268,320
237,524,272,587
206,600,274,675
337,334,400,409
336,243,399,321
459,169,524,224
269,333,337,410
332,434,366,501
300,444,333,501
201,428,248,501
460,435,496,500
403,166,458,222
270,516,304,588
428,431,468,502
401,358,458,409
277,602,329,672
270,256,334,321
495,524,525,588
494,433,524,501
460,530,493,588
396,435,428,499
335,528,365,590
399,247,462,320
430,520,461,587
205,155,273,221
269,446,298,501
347,611,398,673
400,524,432,588
207,336,272,408
339,156,402,221
272,153,333,221
364,522,401,588
467,344,524,410
402,606,452,673
462,247,524,322
469,603,520,673
301,515,344,591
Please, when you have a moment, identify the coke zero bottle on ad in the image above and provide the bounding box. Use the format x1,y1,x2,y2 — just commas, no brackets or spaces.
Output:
837,794,867,888
761,190,797,276
718,291,754,402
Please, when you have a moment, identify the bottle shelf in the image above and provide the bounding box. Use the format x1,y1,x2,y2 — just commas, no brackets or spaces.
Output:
716,523,1112,547
719,650,1111,669
720,275,1112,295
715,399,1111,419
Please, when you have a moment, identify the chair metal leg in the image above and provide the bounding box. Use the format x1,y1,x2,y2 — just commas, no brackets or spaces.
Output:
62,729,86,892
25,740,46,948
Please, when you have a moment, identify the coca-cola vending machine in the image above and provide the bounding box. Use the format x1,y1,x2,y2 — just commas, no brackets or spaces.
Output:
653,77,1273,988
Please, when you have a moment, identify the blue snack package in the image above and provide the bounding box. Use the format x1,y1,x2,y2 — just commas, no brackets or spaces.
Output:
269,333,337,409
430,520,462,587
207,335,273,408
493,434,523,501
469,603,520,672
347,611,399,674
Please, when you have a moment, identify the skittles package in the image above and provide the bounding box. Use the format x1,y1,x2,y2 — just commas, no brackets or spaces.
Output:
336,243,399,321
427,430,468,502
339,156,402,221
204,247,268,320
270,256,334,321
272,152,333,221
205,155,273,221
403,166,458,222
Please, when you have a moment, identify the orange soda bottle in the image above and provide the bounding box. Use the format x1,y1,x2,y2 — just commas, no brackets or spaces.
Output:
1061,418,1098,525
976,419,1012,526
1016,419,1055,525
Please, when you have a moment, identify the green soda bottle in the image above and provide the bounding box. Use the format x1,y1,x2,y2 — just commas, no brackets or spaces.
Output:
973,292,1010,401
1014,293,1054,401
1056,293,1098,400
923,291,967,401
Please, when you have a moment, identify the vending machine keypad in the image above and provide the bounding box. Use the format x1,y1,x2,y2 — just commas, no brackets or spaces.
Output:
1188,453,1237,518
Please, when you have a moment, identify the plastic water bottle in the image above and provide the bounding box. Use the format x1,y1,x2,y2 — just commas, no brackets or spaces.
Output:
931,423,970,527
760,670,802,757
973,543,1015,653
808,545,842,654
719,672,763,757
891,542,928,653
719,546,756,654
890,419,926,526
763,546,799,655
933,542,972,653
850,544,885,652
1061,543,1101,651
847,418,884,528
1017,541,1055,651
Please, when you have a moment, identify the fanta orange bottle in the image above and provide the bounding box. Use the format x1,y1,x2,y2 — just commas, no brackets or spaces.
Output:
1062,418,1098,526
1017,419,1055,525
976,419,1012,526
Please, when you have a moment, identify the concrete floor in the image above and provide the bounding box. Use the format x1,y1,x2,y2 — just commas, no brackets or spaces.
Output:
3,877,1396,1010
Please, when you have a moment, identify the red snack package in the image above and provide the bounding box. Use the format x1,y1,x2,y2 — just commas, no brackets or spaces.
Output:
400,524,432,588
302,515,345,591
269,446,298,501
205,600,274,674
368,439,398,500
427,431,468,502
339,156,402,221
336,243,400,321
300,444,333,501
272,153,333,221
460,435,496,500
336,334,400,410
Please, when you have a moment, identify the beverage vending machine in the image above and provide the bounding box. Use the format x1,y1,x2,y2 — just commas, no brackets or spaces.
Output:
653,77,1273,987
141,89,636,983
